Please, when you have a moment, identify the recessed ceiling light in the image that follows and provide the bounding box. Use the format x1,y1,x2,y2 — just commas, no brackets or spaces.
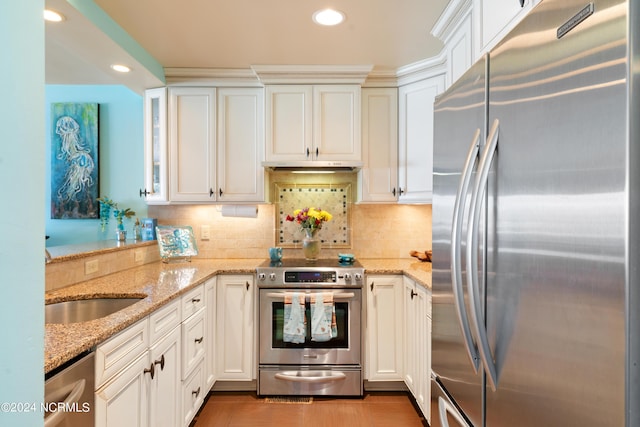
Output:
44,9,65,22
110,64,131,73
312,9,345,26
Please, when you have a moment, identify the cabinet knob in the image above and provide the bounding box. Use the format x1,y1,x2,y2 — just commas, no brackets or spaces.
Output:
192,386,201,398
315,147,319,158
154,354,165,371
392,188,396,197
306,147,310,158
209,188,215,197
398,187,404,196
139,188,150,197
191,298,201,303
144,363,155,379
411,289,417,300
246,281,250,290
370,282,374,291
219,188,224,198
195,336,204,344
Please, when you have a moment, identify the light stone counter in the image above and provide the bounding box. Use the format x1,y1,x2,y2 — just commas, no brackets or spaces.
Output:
45,259,263,374
45,257,431,374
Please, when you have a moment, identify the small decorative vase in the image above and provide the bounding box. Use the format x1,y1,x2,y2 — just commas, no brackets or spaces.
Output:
116,229,127,241
302,228,321,261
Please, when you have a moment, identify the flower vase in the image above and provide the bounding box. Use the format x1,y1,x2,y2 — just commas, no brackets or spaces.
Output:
302,229,321,261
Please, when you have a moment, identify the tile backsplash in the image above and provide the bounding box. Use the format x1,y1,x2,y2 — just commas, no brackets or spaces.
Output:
148,203,432,260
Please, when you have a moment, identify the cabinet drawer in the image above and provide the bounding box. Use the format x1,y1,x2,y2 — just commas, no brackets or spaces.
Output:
181,360,205,427
182,285,205,320
181,308,206,378
149,298,181,344
95,318,149,388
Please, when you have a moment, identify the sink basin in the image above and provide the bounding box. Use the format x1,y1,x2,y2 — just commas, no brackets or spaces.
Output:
45,297,144,324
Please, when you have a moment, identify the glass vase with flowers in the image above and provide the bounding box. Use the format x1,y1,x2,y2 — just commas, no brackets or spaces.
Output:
285,207,332,260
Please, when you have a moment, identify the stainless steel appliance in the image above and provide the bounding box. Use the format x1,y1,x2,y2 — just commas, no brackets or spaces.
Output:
44,351,94,427
257,259,364,396
432,1,640,425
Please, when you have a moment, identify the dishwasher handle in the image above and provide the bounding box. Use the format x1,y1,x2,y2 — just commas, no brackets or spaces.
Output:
44,378,86,427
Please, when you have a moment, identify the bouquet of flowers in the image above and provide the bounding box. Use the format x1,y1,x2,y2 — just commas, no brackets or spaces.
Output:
285,207,332,233
97,196,136,232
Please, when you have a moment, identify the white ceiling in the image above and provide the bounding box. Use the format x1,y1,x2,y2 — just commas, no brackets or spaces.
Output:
45,0,451,93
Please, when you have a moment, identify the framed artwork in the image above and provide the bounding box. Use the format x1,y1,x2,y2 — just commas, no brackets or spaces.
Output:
156,225,199,261
50,102,100,219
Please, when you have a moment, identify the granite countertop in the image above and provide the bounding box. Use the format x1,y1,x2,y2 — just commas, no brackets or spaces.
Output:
45,258,431,374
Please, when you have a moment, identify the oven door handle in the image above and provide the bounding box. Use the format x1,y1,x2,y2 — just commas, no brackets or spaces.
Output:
264,292,356,300
274,372,347,383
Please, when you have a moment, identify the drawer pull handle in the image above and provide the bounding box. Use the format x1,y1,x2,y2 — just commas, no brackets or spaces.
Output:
154,354,165,371
191,298,201,303
411,290,417,300
144,363,155,379
192,386,201,398
195,336,204,344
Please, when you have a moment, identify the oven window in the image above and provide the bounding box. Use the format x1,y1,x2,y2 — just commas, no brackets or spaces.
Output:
271,301,349,348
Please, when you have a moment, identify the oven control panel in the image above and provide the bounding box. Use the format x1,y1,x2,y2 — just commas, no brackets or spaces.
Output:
284,270,336,283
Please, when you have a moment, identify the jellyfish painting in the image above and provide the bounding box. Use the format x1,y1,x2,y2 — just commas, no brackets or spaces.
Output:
51,103,99,219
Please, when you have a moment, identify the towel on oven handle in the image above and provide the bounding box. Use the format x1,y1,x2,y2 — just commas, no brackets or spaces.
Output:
310,293,337,342
283,292,306,344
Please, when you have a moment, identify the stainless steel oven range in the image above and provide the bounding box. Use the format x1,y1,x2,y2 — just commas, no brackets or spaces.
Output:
257,259,364,396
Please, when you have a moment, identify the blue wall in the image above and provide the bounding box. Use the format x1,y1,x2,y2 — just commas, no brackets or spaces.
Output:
0,2,45,426
45,85,147,246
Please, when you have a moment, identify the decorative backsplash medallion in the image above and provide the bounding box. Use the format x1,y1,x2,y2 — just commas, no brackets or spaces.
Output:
276,183,351,248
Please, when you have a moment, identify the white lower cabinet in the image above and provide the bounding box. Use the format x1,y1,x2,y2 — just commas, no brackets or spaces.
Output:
205,277,217,391
365,275,404,381
95,299,182,427
181,360,205,426
403,276,432,424
215,275,255,381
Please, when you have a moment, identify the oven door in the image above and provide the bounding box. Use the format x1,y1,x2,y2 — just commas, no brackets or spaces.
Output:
259,288,361,365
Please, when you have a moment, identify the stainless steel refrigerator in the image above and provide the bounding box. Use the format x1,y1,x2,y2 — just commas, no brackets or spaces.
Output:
431,0,640,426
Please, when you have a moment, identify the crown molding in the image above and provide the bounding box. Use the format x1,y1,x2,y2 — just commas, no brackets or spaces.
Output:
431,0,473,44
250,64,374,85
396,52,447,86
164,67,262,86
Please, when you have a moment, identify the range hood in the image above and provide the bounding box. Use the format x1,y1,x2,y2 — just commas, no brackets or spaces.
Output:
262,160,362,172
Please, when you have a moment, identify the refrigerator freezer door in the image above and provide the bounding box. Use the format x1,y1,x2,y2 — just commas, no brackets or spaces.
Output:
484,0,627,425
433,56,487,427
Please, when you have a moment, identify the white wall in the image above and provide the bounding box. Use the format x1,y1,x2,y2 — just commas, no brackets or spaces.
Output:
0,2,45,426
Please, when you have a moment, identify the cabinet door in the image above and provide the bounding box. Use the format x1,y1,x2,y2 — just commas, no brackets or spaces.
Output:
403,277,418,394
398,76,445,203
359,88,398,203
169,87,216,202
95,352,150,427
149,326,181,427
265,85,312,162
313,85,361,161
366,275,404,381
143,87,168,204
217,87,265,202
216,275,254,380
204,278,217,390
413,283,430,417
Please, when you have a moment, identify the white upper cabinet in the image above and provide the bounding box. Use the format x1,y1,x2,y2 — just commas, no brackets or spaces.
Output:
143,87,169,204
265,85,361,163
216,87,265,202
168,87,217,202
398,75,445,204
359,88,399,203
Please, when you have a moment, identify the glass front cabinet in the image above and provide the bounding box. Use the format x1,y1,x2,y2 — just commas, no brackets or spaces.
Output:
143,87,169,204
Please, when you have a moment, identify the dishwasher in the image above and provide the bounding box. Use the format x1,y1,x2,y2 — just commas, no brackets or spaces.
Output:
44,351,94,427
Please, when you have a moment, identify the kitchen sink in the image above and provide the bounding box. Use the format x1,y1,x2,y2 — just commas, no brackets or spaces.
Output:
45,297,144,324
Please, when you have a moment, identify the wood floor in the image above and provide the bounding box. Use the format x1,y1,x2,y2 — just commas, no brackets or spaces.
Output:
192,391,427,427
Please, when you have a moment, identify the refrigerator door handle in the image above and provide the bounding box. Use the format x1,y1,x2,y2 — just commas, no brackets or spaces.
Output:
450,128,481,373
466,118,500,391
438,396,471,427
